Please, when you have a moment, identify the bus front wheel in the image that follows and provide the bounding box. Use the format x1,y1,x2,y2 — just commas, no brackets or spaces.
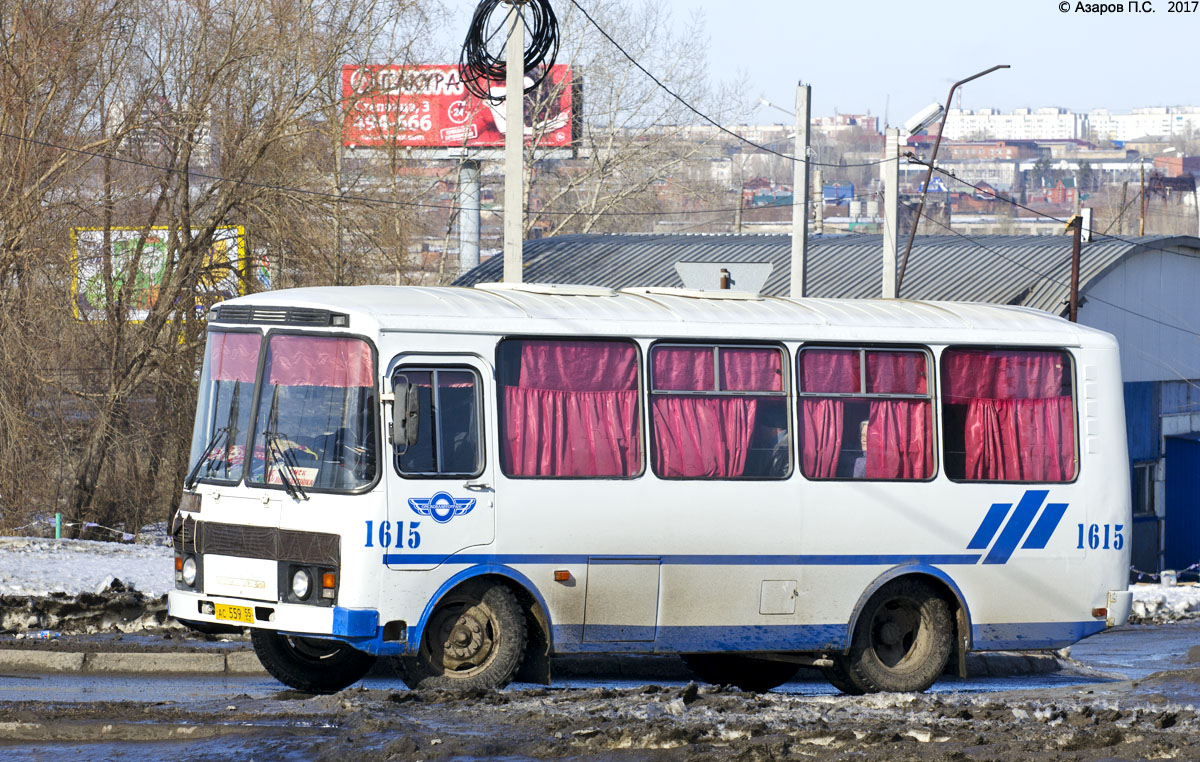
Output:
680,654,800,692
251,630,376,694
841,578,952,693
398,581,527,691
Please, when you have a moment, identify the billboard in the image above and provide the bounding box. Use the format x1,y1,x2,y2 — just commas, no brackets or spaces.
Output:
72,226,247,321
341,64,574,149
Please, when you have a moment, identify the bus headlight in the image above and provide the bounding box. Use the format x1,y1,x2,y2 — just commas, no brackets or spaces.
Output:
181,557,198,587
291,568,312,600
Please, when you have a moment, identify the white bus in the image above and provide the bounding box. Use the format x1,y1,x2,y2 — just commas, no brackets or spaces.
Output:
167,283,1133,694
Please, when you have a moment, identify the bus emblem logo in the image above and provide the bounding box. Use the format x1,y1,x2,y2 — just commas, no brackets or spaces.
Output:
409,492,476,524
966,489,1068,565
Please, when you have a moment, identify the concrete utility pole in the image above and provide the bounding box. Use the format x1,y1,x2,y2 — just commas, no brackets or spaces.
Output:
502,2,524,283
1065,213,1082,322
882,128,900,298
790,84,811,298
813,169,824,235
459,160,481,275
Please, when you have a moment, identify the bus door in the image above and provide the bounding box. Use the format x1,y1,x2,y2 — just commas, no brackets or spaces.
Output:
384,356,496,571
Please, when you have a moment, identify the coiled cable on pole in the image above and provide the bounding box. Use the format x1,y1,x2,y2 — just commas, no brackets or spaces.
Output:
459,0,559,101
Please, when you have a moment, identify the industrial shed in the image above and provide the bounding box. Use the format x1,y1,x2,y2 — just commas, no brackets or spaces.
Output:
456,233,1200,577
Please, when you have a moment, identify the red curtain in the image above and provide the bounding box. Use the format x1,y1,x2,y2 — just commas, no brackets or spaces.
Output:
652,397,757,477
799,349,859,393
210,332,261,383
649,346,779,477
267,336,374,387
502,340,641,477
942,349,1064,403
720,348,783,391
944,349,1075,481
866,400,933,479
965,397,1075,481
799,398,843,478
866,351,927,394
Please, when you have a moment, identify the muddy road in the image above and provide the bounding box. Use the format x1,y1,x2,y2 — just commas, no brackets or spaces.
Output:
3,624,1200,761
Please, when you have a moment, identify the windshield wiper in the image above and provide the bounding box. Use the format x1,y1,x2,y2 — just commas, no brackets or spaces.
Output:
183,380,242,490
262,384,309,501
184,426,229,490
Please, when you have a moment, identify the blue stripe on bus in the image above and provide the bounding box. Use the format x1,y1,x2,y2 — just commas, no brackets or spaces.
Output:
971,620,1106,650
983,489,1048,564
380,553,983,566
967,502,1011,549
1021,502,1068,549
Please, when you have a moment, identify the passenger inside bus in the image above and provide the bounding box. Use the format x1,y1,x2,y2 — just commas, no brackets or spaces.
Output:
852,419,868,478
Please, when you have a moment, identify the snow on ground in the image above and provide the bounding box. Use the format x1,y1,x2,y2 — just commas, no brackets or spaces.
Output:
0,537,173,598
1,536,1199,622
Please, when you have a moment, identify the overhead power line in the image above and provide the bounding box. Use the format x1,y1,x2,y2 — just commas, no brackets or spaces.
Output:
564,0,888,169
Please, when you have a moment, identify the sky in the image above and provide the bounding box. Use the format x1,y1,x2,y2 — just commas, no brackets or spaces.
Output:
440,1,1192,129
673,0,1192,128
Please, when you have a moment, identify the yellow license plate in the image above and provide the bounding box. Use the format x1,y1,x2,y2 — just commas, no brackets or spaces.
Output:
214,603,255,624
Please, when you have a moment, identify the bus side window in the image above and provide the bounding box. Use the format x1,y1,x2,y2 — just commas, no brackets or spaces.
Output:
497,338,641,478
649,343,789,479
394,368,482,478
797,347,933,481
941,348,1076,482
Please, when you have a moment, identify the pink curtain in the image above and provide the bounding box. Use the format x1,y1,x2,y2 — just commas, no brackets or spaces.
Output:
652,346,714,391
965,397,1075,481
649,346,780,477
652,397,757,477
502,340,640,477
866,400,933,479
720,348,783,391
210,332,260,383
942,349,1064,403
799,349,859,393
799,398,843,478
944,349,1075,481
267,336,374,387
866,351,927,394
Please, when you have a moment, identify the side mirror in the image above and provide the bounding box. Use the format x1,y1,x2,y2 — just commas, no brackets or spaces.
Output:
391,377,420,451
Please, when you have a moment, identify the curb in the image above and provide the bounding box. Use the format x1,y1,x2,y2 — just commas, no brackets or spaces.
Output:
0,648,1061,680
0,649,266,676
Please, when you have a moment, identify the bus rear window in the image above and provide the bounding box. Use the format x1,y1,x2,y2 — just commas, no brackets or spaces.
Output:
940,348,1076,482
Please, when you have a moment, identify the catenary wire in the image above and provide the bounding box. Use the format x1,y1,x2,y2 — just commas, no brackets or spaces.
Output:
563,0,888,169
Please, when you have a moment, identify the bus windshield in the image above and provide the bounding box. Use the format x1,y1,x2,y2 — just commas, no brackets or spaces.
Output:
246,334,378,492
188,331,261,485
189,332,378,492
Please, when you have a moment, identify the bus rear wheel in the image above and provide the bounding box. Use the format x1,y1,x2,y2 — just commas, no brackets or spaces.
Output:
251,630,375,694
680,654,800,692
843,578,952,693
397,581,527,691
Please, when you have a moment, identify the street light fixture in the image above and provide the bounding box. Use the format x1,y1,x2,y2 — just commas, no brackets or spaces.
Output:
896,65,1010,297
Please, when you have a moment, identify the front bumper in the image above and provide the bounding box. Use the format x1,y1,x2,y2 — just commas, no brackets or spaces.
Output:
168,590,379,638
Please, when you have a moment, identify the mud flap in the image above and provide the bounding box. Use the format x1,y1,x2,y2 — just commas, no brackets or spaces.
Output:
955,607,970,678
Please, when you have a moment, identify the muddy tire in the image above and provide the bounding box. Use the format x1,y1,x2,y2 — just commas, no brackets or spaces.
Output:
251,630,375,694
844,578,952,693
820,656,866,695
397,581,526,691
680,654,800,692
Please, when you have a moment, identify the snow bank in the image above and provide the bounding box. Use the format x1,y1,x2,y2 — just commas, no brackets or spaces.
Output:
0,537,172,598
1130,582,1200,623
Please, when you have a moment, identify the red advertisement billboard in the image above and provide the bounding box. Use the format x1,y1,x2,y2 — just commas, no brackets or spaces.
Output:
341,64,574,149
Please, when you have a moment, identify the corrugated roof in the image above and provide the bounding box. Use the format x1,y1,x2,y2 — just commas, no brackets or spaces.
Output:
454,234,1200,314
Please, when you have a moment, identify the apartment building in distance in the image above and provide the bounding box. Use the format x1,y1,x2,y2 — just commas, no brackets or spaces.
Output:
943,106,1200,143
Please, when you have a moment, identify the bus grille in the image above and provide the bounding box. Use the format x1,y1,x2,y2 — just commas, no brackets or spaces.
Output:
173,521,339,566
